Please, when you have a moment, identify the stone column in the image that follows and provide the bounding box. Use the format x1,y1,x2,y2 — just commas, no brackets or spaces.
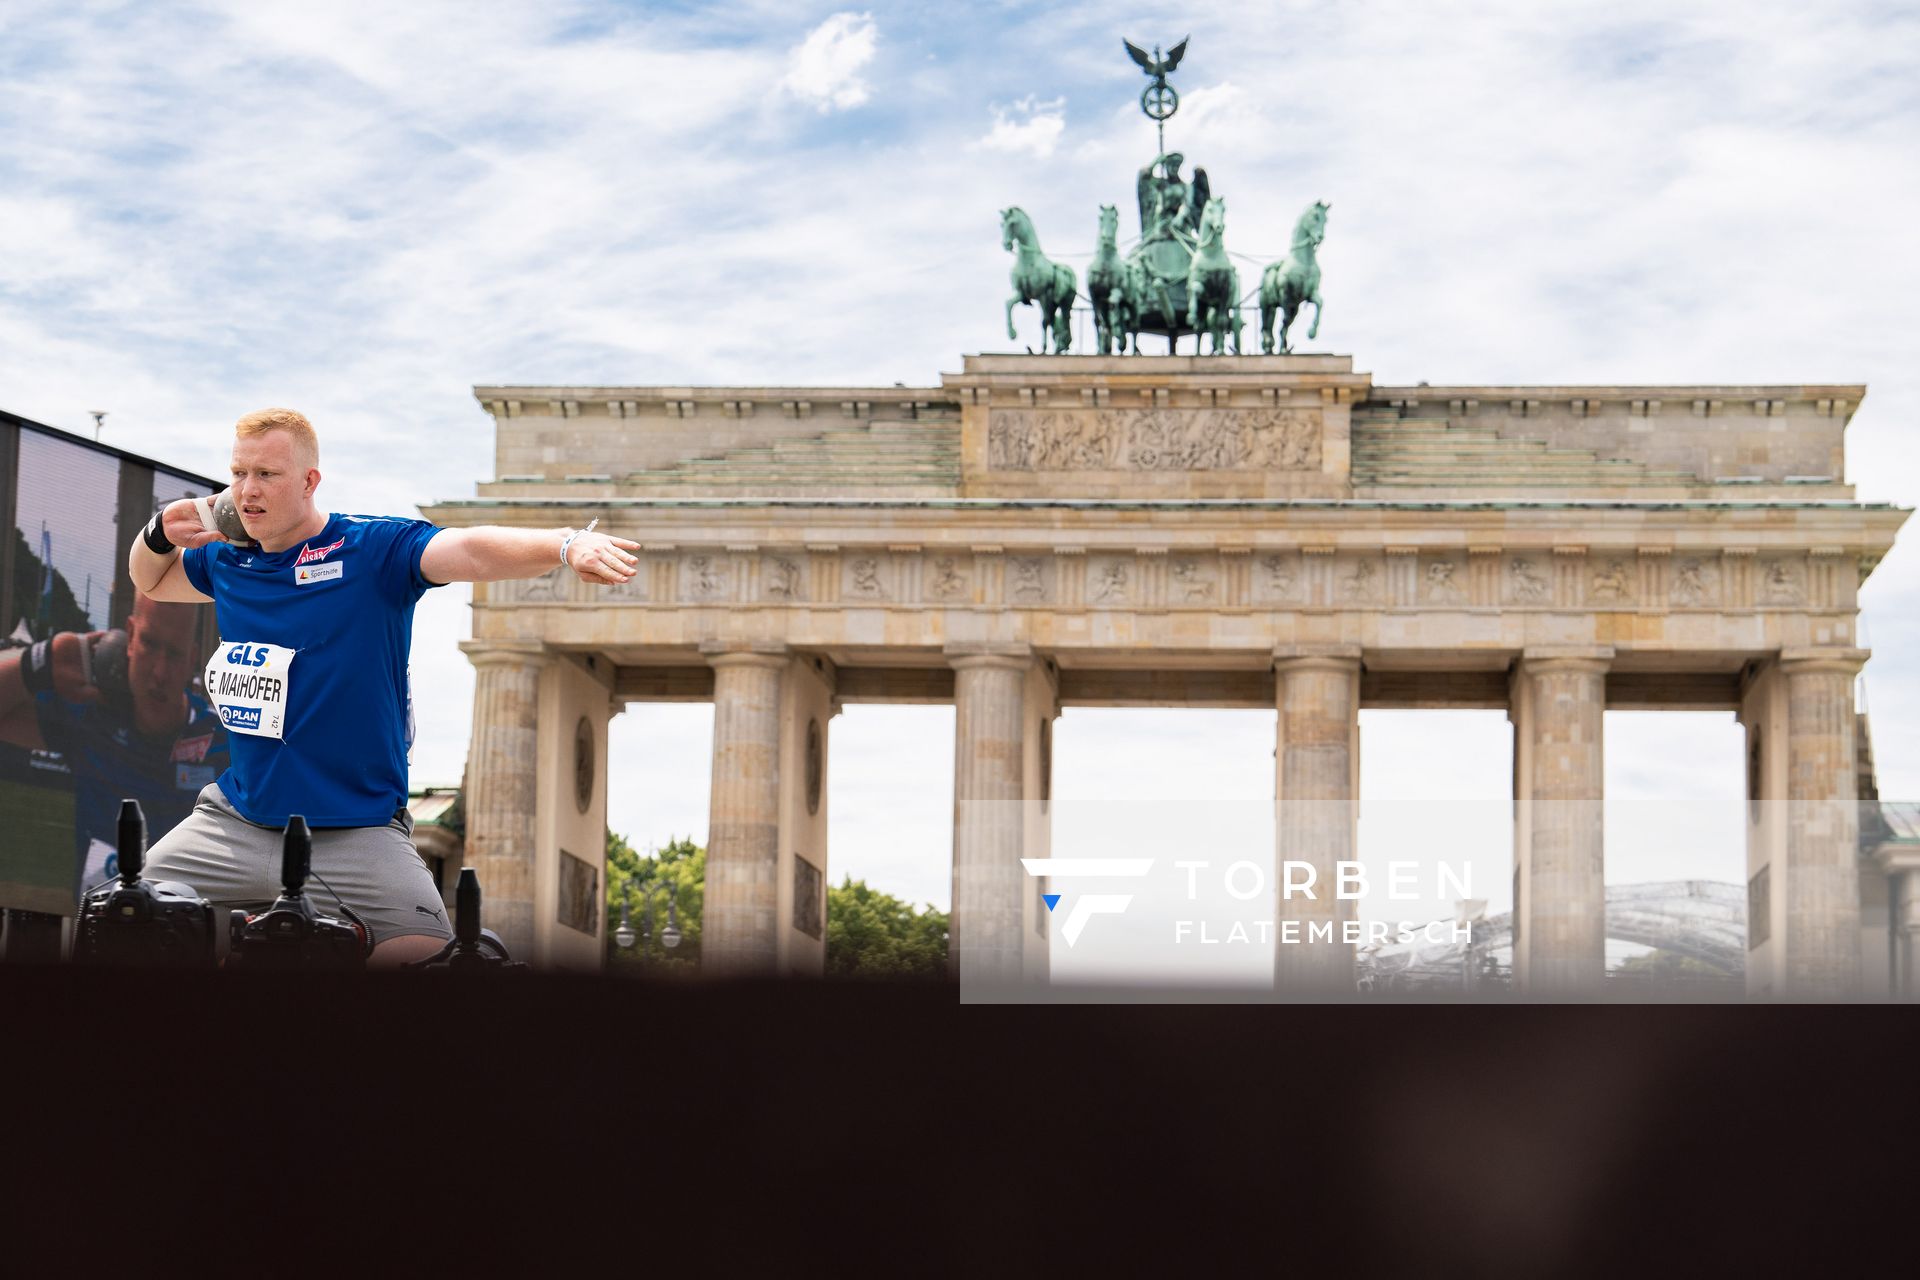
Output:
1272,644,1361,995
460,640,549,959
1898,869,1920,1001
1510,649,1610,997
1778,647,1868,998
949,647,1032,986
702,646,788,976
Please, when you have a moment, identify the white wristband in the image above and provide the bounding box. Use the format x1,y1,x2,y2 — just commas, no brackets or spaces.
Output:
559,518,598,569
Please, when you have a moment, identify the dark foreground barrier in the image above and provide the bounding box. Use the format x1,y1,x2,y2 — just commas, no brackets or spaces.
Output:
1,968,1915,1273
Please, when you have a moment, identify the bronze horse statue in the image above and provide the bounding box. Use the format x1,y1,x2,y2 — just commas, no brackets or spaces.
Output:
1001,207,1077,354
1185,196,1241,354
1087,204,1128,355
1260,201,1328,354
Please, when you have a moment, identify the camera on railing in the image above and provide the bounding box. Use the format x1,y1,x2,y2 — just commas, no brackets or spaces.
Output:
406,868,525,972
72,800,216,967
67,797,523,971
227,815,370,970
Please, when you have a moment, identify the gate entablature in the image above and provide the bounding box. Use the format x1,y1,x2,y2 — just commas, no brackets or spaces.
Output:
472,358,1865,504
423,495,1901,672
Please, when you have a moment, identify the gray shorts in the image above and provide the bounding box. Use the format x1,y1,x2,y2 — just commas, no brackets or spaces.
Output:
144,784,453,950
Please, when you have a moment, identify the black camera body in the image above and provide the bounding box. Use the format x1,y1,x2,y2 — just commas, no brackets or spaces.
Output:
227,902,367,969
226,815,369,970
72,800,216,967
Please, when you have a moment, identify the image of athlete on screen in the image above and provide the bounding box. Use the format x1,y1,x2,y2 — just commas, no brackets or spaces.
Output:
0,593,229,889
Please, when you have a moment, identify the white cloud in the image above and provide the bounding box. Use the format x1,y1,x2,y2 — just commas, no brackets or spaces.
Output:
780,11,877,113
974,94,1066,158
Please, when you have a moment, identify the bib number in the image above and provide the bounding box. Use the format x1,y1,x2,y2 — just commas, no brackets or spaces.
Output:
206,640,296,739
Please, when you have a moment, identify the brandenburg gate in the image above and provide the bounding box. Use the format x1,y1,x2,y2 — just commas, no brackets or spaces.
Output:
424,355,1906,997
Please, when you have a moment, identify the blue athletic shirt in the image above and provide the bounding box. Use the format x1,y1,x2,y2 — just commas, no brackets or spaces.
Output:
181,514,444,828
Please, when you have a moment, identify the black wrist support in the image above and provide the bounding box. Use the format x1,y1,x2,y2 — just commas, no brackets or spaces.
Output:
19,638,56,696
142,510,174,555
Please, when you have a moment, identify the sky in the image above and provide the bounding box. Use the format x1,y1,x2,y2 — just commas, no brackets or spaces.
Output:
3,1,1917,969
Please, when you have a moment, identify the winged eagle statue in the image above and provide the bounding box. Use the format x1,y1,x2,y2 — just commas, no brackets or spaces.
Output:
1123,37,1188,80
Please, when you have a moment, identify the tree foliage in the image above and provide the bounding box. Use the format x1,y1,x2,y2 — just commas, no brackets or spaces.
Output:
601,830,949,979
825,875,948,980
10,527,90,639
1613,949,1738,982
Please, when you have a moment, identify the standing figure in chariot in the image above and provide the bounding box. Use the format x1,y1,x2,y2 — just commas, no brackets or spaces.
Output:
1136,151,1209,248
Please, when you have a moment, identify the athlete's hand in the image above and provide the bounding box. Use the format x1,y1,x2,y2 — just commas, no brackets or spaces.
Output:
48,631,106,704
566,530,641,585
160,495,228,549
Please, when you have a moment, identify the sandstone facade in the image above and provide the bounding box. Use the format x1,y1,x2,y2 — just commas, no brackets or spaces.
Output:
427,355,1906,997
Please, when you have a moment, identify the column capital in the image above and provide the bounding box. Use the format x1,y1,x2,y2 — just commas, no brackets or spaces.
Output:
1272,642,1362,673
701,639,791,671
459,639,551,670
1777,646,1870,677
945,642,1034,672
1517,645,1614,675
1872,845,1920,876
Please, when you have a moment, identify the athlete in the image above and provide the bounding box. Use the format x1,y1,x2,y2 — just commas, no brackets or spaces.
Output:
0,593,229,888
127,406,638,965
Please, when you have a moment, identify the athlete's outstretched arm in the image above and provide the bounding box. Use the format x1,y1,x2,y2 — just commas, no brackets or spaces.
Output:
420,525,640,586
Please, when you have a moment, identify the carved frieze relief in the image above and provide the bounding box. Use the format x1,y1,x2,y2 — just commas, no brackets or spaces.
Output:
682,553,729,602
1088,555,1133,606
533,544,1845,614
1670,556,1720,607
1588,557,1634,605
1337,555,1382,604
1007,555,1054,604
843,554,890,601
988,407,1322,472
1253,552,1301,605
1169,556,1218,602
502,568,567,604
1759,557,1804,605
1505,556,1550,605
761,554,804,602
925,553,972,603
1421,556,1467,605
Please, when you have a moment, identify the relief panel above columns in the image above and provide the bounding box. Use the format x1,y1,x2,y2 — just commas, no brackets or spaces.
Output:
967,398,1349,499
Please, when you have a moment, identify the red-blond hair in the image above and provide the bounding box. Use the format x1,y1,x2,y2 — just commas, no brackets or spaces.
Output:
234,407,318,467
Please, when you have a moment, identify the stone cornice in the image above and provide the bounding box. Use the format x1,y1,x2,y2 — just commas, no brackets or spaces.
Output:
421,498,1908,563
474,384,952,420
1368,383,1866,402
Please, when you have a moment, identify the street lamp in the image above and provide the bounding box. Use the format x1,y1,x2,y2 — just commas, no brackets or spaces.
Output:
614,878,682,954
1454,899,1488,995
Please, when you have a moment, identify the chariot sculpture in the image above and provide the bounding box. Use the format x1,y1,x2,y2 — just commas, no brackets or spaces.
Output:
998,37,1331,356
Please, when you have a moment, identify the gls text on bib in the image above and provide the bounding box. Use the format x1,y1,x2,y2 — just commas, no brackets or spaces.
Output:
206,640,296,739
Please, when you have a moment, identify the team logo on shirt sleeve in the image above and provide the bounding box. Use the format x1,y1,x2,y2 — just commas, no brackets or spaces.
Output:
206,641,297,739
